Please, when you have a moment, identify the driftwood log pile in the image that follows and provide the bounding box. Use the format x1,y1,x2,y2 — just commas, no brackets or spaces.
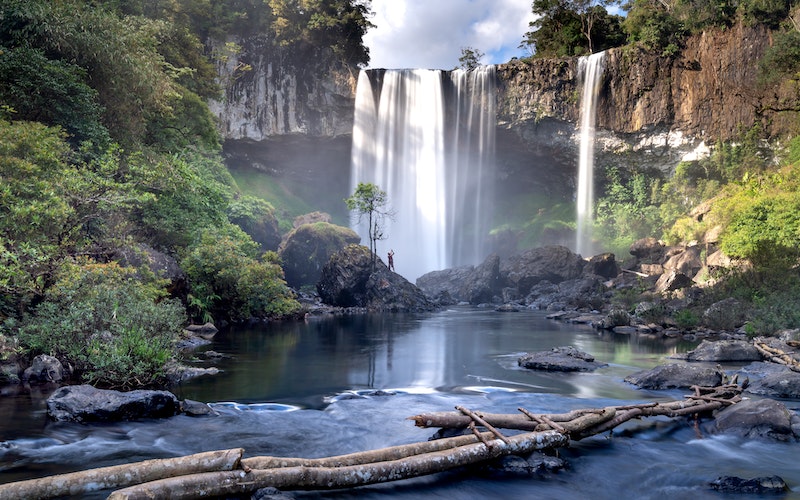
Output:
0,384,742,500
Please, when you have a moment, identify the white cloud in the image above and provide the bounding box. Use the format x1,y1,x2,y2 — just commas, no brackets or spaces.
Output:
363,0,536,70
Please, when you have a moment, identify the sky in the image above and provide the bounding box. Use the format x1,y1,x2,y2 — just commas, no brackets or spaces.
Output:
363,0,537,70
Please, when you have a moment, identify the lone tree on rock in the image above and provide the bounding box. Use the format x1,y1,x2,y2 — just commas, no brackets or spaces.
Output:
345,182,393,271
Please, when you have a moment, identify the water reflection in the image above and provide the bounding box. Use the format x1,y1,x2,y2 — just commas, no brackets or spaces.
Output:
177,307,699,406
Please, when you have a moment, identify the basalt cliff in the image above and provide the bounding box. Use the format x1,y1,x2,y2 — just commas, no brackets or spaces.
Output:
212,24,799,219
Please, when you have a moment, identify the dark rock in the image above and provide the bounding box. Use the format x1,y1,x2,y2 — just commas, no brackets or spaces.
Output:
710,475,788,494
459,254,504,305
624,363,725,389
495,304,521,312
489,452,566,476
22,354,65,384
278,222,360,289
685,340,761,362
180,399,218,417
416,265,475,303
47,385,180,422
745,368,800,399
518,346,608,372
185,322,219,339
712,398,797,441
317,245,434,312
586,252,619,279
251,486,295,499
502,246,586,296
654,270,695,293
703,298,748,331
629,237,665,261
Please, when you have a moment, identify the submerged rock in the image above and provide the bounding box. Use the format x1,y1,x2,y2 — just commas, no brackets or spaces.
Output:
518,346,608,372
710,475,788,494
47,385,180,422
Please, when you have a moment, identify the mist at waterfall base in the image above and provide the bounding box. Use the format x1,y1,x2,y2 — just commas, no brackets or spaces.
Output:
350,67,496,281
575,51,606,258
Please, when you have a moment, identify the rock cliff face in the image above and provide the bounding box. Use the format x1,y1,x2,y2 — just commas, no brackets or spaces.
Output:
212,24,799,221
496,23,799,173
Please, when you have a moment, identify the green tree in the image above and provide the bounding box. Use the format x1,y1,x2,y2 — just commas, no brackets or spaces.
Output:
458,46,485,70
522,0,624,57
345,182,392,270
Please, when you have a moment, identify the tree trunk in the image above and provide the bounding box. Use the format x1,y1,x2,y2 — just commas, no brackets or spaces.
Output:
108,430,568,499
0,448,243,500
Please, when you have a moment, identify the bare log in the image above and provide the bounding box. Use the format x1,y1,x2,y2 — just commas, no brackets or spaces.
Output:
109,430,569,500
242,431,500,469
0,448,243,500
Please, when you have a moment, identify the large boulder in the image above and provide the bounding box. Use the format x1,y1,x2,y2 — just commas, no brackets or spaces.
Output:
279,222,360,289
501,246,586,296
684,340,761,362
47,385,180,422
416,265,475,303
629,237,665,261
518,346,608,372
22,354,66,384
458,254,504,305
317,245,434,312
624,363,725,389
228,196,282,251
712,398,798,441
585,252,619,279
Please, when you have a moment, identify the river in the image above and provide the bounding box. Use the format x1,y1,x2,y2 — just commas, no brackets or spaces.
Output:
1,307,799,499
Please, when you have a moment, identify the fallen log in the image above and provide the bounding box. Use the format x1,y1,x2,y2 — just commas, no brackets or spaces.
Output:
108,430,569,500
754,339,800,372
0,448,243,500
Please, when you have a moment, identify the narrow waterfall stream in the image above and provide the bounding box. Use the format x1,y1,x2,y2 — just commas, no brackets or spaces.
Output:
350,67,496,281
575,52,606,257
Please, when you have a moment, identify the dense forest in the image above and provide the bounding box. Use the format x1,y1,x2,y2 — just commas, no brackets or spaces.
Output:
0,0,799,390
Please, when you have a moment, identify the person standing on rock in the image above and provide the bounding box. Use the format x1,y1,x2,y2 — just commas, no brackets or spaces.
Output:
388,249,395,271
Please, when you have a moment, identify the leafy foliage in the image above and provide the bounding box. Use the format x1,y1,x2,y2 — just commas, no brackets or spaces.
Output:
14,260,183,389
458,47,486,70
522,0,626,57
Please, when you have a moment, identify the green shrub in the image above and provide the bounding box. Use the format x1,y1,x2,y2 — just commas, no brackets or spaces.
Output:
14,260,184,389
673,309,699,330
181,226,301,322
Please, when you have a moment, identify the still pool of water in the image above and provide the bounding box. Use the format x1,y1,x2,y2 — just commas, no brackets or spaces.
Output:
1,307,799,499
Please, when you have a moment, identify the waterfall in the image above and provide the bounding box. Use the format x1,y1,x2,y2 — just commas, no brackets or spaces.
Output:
350,67,496,281
575,51,606,257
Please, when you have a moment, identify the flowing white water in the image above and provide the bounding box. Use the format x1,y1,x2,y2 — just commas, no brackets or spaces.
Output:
350,67,496,281
575,52,606,257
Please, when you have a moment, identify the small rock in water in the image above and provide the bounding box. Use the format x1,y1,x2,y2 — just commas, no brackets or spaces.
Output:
710,475,788,494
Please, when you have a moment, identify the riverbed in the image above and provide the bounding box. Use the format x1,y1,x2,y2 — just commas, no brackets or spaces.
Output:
1,307,798,499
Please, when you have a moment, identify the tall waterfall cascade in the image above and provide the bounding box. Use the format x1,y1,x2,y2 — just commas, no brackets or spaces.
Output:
350,67,496,281
575,51,606,257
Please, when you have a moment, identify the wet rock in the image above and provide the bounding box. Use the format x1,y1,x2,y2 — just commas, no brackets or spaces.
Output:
710,475,788,494
496,304,521,312
684,339,761,362
519,346,608,372
180,399,218,417
47,385,180,422
490,452,567,476
744,368,800,399
22,354,65,384
712,398,797,441
278,221,360,288
251,486,295,499
317,244,434,312
624,363,725,389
